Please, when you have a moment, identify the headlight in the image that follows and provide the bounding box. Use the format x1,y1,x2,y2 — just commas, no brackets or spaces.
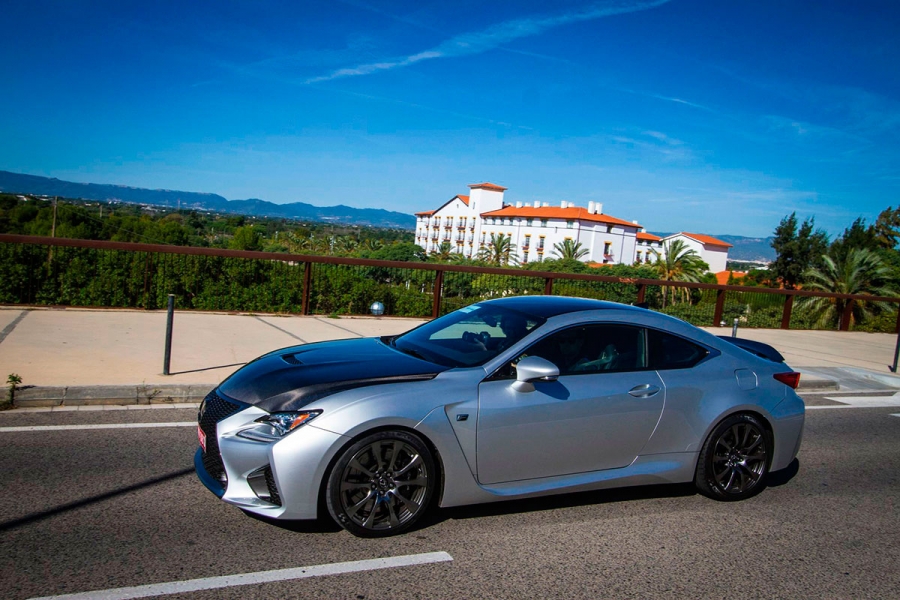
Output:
235,411,321,442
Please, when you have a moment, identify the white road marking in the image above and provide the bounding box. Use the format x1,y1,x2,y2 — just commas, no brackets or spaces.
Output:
3,404,198,414
0,422,196,432
891,414,900,418
28,551,454,600
807,393,900,410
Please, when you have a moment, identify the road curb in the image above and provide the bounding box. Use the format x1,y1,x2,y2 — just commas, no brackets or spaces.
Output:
796,375,840,391
14,384,212,407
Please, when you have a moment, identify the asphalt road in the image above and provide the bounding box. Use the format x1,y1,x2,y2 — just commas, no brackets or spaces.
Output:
1,401,898,600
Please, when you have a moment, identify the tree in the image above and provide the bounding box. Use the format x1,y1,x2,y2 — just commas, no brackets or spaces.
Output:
551,239,589,261
872,206,900,250
799,248,897,328
476,233,518,266
769,213,829,289
229,225,262,251
653,239,708,307
829,217,879,263
369,242,427,263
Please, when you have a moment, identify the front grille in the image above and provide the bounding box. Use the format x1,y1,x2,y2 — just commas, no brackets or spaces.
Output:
198,390,243,491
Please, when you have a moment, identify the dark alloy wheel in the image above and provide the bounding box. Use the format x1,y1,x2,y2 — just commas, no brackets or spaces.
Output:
326,430,435,537
696,413,771,501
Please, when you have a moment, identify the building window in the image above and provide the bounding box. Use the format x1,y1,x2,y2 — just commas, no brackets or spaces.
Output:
526,218,533,227
606,225,613,233
567,220,574,229
603,242,612,256
538,236,545,251
523,234,531,249
541,219,548,227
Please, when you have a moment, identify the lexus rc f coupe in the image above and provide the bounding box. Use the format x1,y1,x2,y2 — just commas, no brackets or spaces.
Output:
196,296,804,537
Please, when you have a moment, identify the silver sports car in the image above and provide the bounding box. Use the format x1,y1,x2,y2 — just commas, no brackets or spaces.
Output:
195,296,805,537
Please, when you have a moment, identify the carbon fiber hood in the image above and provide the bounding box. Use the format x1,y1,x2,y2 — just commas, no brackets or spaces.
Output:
217,337,446,413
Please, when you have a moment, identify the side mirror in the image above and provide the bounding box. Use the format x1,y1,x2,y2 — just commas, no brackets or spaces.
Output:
511,356,560,392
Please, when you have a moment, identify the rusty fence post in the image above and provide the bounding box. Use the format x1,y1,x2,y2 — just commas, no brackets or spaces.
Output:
781,295,794,330
301,262,312,315
636,284,646,305
544,277,554,295
713,289,726,326
431,270,444,319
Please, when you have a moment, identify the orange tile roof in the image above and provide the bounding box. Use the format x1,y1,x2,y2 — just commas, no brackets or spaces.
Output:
455,194,470,206
468,182,507,192
681,232,733,248
480,205,640,228
414,209,436,216
715,270,746,285
636,231,661,241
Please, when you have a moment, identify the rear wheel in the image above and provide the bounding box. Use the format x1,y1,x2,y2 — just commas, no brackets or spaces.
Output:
325,430,435,537
695,413,770,500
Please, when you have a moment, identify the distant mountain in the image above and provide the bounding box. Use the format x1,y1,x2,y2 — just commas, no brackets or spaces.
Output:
649,232,776,263
0,170,415,229
714,235,776,263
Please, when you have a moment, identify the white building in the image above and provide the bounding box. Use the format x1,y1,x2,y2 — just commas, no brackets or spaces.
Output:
415,183,642,264
414,183,729,270
635,231,663,265
658,232,733,273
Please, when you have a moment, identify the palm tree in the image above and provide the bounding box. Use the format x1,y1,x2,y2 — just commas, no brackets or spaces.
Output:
360,238,384,253
799,248,897,328
552,239,589,260
653,239,708,307
477,233,518,266
430,242,455,263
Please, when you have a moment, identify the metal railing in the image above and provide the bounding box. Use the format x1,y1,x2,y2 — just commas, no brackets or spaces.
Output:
1,233,898,332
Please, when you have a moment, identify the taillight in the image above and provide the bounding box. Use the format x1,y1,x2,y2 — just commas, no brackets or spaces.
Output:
774,372,801,389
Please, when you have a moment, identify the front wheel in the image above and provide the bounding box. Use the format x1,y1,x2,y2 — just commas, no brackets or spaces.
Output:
695,413,771,501
325,430,435,537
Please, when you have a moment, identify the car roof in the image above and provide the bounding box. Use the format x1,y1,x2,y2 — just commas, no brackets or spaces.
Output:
478,295,642,319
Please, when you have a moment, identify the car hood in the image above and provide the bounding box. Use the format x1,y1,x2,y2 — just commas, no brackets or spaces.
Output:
218,337,446,413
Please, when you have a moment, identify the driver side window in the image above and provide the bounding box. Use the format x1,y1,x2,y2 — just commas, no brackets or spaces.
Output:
494,324,645,379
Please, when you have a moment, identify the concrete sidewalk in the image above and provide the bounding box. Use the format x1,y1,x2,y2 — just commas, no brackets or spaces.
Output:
1,306,899,406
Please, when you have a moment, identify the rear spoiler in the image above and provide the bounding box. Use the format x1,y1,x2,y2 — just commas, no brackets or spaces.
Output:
717,336,785,363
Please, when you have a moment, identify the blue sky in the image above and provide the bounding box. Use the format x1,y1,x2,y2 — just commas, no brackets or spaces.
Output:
2,0,898,237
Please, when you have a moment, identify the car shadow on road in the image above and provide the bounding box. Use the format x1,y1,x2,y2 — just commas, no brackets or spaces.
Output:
425,482,699,528
242,459,802,537
241,509,343,534
768,458,801,487
423,458,802,530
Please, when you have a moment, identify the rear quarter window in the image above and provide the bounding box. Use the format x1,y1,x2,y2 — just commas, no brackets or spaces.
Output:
647,329,708,370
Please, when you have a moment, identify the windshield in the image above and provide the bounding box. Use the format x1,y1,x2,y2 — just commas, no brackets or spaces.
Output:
390,303,545,368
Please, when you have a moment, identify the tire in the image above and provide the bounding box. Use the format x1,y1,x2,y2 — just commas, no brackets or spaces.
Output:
695,413,771,501
325,430,436,537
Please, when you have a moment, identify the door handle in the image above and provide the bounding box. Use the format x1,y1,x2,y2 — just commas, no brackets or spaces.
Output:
628,384,660,398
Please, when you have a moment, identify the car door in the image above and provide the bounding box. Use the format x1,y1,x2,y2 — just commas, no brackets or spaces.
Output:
476,324,665,485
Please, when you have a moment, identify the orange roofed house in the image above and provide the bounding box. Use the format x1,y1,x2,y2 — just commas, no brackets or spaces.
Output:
658,232,733,272
414,183,729,269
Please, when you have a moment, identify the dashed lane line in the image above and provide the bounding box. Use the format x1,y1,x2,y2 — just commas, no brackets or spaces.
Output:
28,551,454,600
0,422,195,432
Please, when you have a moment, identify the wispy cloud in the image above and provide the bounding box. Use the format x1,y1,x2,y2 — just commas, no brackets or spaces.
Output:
305,0,673,84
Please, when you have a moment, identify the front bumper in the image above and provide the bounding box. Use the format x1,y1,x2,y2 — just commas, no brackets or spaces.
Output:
194,389,348,520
